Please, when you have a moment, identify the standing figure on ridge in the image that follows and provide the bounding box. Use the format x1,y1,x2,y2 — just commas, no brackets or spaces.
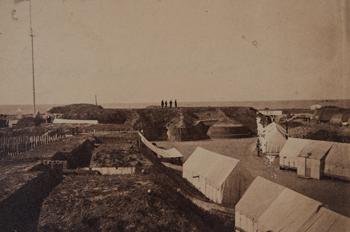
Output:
169,100,173,108
165,101,168,108
175,99,177,108
161,100,164,108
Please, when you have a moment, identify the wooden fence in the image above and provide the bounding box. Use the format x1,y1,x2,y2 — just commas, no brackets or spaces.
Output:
0,132,66,158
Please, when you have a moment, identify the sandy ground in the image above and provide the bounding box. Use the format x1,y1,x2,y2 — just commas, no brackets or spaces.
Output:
155,138,350,217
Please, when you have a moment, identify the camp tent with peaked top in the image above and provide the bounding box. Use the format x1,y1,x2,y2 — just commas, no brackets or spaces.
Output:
279,138,312,170
235,176,331,232
183,147,251,206
296,140,333,179
207,118,251,139
324,142,350,181
298,207,350,232
235,177,285,232
259,122,287,155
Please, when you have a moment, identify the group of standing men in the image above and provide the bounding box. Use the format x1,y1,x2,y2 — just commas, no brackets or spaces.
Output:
161,99,177,108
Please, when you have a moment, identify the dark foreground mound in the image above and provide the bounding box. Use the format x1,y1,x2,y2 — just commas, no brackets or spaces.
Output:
38,174,210,232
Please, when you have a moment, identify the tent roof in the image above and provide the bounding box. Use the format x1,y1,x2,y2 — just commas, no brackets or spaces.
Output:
183,147,239,188
139,132,183,158
235,176,285,220
258,188,322,232
325,142,350,168
279,138,312,159
263,122,287,137
164,148,183,158
300,208,350,232
299,140,333,160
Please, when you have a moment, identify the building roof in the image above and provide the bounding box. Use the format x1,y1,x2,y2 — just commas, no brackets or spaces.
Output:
53,118,98,124
235,176,285,220
279,138,312,159
259,110,283,116
325,142,350,170
183,147,239,188
298,140,333,160
300,208,350,232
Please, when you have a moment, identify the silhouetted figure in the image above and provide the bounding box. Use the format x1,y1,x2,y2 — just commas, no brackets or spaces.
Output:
165,101,168,108
175,100,177,108
169,100,173,108
161,100,164,108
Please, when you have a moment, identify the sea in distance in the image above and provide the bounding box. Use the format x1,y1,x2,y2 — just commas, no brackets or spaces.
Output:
1,99,350,115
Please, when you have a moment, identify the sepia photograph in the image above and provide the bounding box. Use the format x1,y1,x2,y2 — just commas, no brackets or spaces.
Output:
0,0,349,231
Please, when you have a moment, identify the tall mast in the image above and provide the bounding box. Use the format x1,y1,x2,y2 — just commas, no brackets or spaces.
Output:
29,0,36,115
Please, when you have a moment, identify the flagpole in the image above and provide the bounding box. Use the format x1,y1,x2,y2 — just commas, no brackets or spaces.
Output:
29,0,36,115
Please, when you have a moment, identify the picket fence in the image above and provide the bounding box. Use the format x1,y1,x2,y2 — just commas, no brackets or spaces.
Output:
0,133,66,158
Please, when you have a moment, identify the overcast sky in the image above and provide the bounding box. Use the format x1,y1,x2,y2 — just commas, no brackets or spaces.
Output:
0,0,349,105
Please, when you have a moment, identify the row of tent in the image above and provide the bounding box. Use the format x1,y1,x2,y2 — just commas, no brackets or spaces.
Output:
235,176,350,232
138,133,350,231
257,119,350,181
180,145,350,231
279,138,350,181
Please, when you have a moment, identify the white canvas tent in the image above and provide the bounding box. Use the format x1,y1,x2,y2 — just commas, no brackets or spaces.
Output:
279,138,312,169
235,176,324,232
324,142,350,181
183,147,251,206
235,177,285,232
297,140,333,179
299,208,350,232
257,188,322,232
259,122,287,155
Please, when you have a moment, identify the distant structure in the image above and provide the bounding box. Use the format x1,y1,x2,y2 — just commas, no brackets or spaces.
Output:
207,118,251,139
95,95,98,106
53,119,98,125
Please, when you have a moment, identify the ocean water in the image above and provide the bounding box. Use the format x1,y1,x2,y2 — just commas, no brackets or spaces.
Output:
1,99,350,115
